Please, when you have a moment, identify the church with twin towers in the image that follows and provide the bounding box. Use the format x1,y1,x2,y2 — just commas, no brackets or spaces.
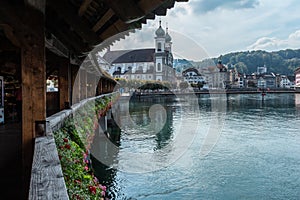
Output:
103,20,175,82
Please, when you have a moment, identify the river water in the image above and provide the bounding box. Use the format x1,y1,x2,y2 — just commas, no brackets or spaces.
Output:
91,93,300,200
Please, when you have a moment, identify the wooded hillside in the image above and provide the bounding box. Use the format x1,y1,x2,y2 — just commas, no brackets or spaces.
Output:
199,49,300,75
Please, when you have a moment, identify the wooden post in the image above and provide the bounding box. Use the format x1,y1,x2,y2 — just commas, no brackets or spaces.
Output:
71,65,80,104
98,78,103,95
59,59,70,110
87,72,92,98
93,74,97,97
80,69,87,100
104,79,107,93
21,1,46,197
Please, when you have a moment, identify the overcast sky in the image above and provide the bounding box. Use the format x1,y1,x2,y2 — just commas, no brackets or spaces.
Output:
107,0,300,61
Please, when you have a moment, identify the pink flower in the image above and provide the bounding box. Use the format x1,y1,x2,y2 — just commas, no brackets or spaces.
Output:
100,185,107,192
84,166,89,171
101,191,106,197
93,177,99,183
83,153,87,159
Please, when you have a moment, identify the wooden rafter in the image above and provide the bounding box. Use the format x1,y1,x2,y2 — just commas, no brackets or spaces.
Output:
138,0,164,15
99,19,128,41
78,0,93,16
47,0,100,46
46,8,90,55
104,0,145,24
92,8,114,32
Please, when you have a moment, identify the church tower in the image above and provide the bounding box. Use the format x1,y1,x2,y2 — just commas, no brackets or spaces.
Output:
165,24,173,69
154,20,165,81
154,20,173,81
165,25,172,52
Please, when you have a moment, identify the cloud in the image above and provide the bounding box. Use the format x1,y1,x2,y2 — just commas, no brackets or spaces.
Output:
247,30,300,51
108,0,300,59
288,30,300,41
169,6,188,17
110,26,156,50
190,0,259,14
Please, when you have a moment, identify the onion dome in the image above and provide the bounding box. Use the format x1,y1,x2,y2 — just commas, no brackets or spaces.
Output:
165,27,172,42
155,20,165,37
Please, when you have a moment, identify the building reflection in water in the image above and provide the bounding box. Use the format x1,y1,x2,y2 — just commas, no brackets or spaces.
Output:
91,96,177,198
90,114,121,199
295,93,300,107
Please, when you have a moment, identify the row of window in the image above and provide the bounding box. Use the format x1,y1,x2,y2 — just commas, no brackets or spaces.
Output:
115,75,153,80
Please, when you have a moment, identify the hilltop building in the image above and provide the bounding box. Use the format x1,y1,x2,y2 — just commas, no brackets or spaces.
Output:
103,20,175,82
257,65,267,74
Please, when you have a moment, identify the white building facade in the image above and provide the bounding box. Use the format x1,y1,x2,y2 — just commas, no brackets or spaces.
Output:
103,21,175,83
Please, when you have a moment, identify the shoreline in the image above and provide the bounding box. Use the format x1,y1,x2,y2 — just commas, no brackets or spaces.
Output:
121,89,299,98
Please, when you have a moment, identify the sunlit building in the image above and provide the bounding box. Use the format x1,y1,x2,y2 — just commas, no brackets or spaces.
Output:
104,21,175,82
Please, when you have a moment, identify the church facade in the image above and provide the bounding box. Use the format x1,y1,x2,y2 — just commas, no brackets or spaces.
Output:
103,21,175,82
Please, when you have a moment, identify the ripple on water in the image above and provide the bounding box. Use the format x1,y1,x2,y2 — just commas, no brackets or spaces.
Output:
93,94,300,199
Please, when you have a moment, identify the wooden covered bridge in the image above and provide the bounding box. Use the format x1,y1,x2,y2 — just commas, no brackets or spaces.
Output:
0,0,186,199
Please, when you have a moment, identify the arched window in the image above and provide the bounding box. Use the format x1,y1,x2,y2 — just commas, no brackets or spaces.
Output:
157,42,162,51
157,63,161,71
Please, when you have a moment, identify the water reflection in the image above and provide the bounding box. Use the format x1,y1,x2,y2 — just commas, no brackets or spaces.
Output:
296,93,300,107
92,93,300,200
226,93,296,110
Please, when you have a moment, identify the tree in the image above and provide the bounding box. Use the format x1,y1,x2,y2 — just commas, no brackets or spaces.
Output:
179,81,189,90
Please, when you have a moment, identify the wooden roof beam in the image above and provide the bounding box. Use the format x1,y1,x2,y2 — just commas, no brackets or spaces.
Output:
154,0,176,15
47,0,100,46
45,11,90,56
78,0,93,16
138,0,165,15
99,19,129,41
92,9,114,32
104,0,145,24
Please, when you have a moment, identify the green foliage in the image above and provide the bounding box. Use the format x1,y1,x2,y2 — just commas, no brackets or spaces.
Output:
53,93,119,200
200,49,300,75
115,78,174,91
54,129,106,200
179,81,189,90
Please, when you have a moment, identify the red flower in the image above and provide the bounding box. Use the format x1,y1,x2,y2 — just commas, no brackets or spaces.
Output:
73,194,82,200
63,138,69,143
64,144,71,150
88,186,97,194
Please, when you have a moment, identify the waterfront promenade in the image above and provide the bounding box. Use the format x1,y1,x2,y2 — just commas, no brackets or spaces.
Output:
122,88,297,99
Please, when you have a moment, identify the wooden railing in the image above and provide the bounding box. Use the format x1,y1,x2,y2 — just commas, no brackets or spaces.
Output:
29,92,117,199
